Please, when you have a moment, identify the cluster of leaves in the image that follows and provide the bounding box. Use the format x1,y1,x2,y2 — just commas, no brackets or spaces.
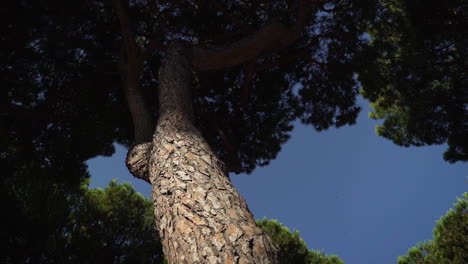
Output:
1,2,133,260
3,176,344,264
65,180,164,263
1,0,133,157
360,0,468,162
257,218,345,264
397,193,468,264
2,0,379,177
190,0,377,172
115,0,377,173
3,180,164,264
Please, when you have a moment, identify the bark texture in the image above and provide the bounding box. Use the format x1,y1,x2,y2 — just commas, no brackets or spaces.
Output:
126,142,152,183
118,0,321,262
127,41,278,264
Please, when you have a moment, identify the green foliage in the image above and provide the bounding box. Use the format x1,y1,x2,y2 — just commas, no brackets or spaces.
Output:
360,0,468,162
1,3,133,256
65,180,164,263
257,218,345,264
3,175,344,263
2,180,164,263
397,193,468,264
2,0,377,175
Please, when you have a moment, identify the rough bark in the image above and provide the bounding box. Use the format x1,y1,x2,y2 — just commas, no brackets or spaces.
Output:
127,41,278,263
126,142,152,183
120,0,323,261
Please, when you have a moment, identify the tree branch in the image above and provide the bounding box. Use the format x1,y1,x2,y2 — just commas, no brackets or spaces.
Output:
199,30,249,45
114,0,138,68
255,37,324,72
192,0,319,71
193,22,294,71
114,0,155,143
238,36,324,102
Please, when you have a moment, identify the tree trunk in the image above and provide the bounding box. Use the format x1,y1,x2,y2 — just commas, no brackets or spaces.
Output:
143,41,278,263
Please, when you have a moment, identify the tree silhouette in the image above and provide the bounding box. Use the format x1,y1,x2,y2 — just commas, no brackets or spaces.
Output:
359,0,468,162
2,177,344,263
397,193,468,264
2,0,466,262
257,218,344,264
2,0,374,261
2,179,164,263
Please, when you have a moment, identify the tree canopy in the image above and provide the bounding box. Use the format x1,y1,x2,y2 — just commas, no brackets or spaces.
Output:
397,193,468,264
65,180,164,263
1,2,127,259
2,179,164,263
2,0,378,177
359,0,468,162
2,0,466,260
3,0,465,187
3,1,464,182
3,178,344,264
257,218,344,264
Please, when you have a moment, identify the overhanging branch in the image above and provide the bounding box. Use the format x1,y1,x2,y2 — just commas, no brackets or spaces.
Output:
114,0,138,70
114,0,155,143
192,0,323,71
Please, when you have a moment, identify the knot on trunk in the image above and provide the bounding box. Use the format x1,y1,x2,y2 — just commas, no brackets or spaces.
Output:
126,142,152,183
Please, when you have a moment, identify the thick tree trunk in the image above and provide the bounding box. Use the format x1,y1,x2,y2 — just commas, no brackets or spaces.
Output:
119,1,318,261
140,41,278,263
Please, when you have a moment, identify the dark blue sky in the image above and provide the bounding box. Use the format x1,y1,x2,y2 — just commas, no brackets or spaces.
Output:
87,98,467,264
